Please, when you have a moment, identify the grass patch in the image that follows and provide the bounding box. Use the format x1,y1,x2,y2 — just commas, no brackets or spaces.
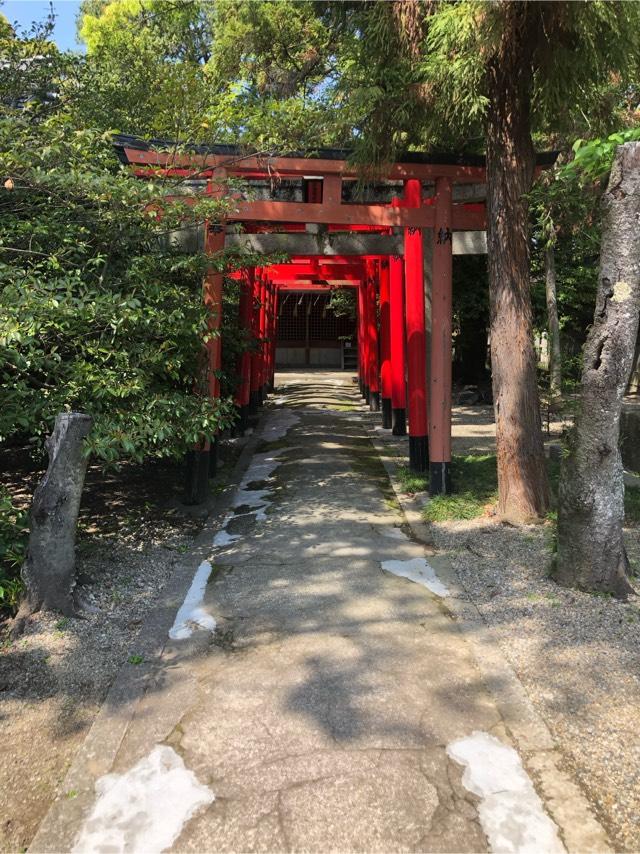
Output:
425,454,498,522
419,451,640,526
396,466,429,495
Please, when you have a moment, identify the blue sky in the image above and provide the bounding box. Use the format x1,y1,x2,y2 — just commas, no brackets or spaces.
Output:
3,0,84,51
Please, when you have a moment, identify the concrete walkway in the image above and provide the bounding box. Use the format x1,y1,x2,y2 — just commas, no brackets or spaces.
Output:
34,373,579,853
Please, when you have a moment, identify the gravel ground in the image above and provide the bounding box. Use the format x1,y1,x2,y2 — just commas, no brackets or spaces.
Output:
0,448,239,852
420,406,640,852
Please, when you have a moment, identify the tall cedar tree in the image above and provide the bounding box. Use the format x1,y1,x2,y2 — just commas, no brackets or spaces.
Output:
483,3,548,520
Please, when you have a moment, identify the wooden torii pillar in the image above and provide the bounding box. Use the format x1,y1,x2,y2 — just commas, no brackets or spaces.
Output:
389,252,407,435
257,273,268,402
379,258,392,428
357,281,366,397
249,267,263,414
430,177,454,494
404,179,428,472
235,267,254,434
266,279,278,392
184,219,224,503
205,222,225,476
360,277,371,403
367,259,380,412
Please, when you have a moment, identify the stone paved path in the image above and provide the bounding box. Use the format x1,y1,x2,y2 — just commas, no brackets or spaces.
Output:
38,373,572,854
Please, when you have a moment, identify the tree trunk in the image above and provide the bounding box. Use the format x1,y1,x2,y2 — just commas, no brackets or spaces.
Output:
544,244,562,397
485,5,549,523
19,412,93,616
555,142,640,598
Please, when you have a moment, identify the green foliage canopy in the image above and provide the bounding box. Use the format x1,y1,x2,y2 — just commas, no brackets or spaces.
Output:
0,23,266,465
74,0,356,150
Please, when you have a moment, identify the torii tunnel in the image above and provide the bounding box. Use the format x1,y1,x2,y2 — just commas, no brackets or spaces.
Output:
115,137,555,499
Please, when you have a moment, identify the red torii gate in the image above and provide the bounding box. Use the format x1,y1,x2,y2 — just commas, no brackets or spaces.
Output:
114,136,554,501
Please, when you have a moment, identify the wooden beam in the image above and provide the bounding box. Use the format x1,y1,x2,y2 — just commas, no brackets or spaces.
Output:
161,189,485,229
266,262,364,278
273,281,356,289
124,146,488,183
230,199,434,228
228,199,485,229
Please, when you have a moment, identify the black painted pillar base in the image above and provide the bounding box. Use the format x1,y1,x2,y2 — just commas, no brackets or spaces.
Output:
209,438,219,477
392,408,407,436
238,404,249,436
249,389,260,416
262,383,269,400
184,448,209,505
369,390,380,412
430,461,452,495
359,378,364,396
381,398,392,429
409,435,429,473
364,385,370,404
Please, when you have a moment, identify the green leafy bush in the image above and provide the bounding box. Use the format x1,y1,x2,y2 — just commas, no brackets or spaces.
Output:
568,129,640,181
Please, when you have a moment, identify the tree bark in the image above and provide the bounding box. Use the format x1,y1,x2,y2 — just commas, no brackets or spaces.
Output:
19,412,93,616
544,244,562,397
485,4,549,523
555,142,640,598
626,334,640,394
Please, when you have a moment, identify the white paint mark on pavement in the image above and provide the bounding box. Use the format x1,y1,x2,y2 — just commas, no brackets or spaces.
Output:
211,412,296,547
233,487,271,509
169,560,216,641
72,745,214,854
213,515,240,548
446,731,564,854
381,557,450,597
230,452,283,523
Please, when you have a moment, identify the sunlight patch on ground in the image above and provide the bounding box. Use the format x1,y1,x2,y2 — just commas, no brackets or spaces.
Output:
446,731,564,854
72,745,214,854
169,560,216,641
381,557,450,597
